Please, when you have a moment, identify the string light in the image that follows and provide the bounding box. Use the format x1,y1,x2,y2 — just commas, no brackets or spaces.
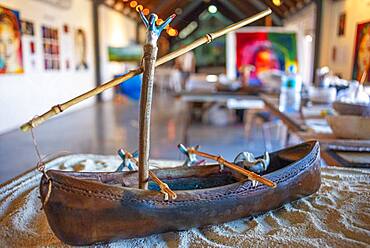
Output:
130,1,137,8
167,28,178,37
143,8,149,15
115,2,124,11
272,0,282,6
136,5,143,12
111,0,178,37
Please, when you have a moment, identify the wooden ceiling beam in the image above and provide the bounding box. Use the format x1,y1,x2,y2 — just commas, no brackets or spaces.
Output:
218,0,247,20
151,0,177,17
283,0,298,14
173,2,209,30
171,0,204,26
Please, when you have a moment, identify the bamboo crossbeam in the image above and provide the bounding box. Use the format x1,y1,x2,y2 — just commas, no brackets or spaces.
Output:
187,147,276,188
20,8,271,132
123,150,177,200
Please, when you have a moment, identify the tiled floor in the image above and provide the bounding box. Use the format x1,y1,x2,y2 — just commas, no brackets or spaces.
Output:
0,93,267,183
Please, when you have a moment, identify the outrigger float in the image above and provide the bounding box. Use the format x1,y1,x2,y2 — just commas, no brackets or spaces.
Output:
21,8,321,246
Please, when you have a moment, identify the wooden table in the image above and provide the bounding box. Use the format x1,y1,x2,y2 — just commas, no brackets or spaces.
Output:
261,94,369,168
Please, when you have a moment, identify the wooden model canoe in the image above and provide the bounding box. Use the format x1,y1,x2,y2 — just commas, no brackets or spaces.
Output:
40,141,321,246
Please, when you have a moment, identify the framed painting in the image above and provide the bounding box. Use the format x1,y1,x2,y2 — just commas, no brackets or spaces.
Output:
352,20,370,83
0,5,23,74
227,28,298,86
42,25,60,71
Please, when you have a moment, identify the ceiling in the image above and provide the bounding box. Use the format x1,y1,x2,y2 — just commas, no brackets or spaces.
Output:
102,0,315,37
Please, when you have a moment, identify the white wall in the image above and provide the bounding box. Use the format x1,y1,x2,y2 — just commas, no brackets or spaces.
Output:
320,0,370,80
284,3,316,85
0,1,140,134
0,0,95,133
98,5,138,100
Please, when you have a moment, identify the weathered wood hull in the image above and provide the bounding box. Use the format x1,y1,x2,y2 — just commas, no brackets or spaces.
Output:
40,141,321,246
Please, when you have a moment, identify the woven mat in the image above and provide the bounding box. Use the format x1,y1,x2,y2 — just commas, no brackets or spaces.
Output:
0,155,369,247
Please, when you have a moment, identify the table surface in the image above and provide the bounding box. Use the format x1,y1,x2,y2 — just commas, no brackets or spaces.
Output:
175,91,261,102
261,94,370,168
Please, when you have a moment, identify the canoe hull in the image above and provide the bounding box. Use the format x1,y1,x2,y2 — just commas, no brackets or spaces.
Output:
40,141,321,246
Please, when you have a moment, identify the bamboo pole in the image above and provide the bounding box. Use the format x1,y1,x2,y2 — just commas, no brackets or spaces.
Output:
187,147,276,188
20,8,271,132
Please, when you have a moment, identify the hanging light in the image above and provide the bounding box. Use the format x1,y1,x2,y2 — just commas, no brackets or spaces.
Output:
105,0,115,6
208,5,217,14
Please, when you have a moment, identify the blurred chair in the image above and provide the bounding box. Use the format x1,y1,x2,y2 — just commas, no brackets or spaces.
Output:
155,68,182,93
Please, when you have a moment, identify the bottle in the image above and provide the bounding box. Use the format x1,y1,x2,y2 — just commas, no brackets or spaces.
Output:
279,65,302,112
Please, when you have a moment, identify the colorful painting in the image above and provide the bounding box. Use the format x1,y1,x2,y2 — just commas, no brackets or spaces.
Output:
236,31,298,85
75,28,88,70
108,45,142,62
42,25,60,70
352,20,370,83
0,5,23,74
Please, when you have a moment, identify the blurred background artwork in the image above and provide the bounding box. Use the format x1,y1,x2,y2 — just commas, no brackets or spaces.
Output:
352,20,370,83
20,20,37,72
75,28,88,70
234,30,298,86
42,25,60,70
108,44,143,62
0,5,23,74
337,12,346,36
61,24,72,71
21,20,34,36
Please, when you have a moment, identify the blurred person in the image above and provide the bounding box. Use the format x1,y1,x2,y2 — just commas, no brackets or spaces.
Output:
174,45,195,89
0,7,23,73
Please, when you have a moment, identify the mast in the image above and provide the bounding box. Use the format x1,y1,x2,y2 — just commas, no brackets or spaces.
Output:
138,11,175,189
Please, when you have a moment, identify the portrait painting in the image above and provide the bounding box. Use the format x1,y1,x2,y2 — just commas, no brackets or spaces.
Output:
75,28,88,70
235,31,298,86
0,5,23,74
352,20,370,83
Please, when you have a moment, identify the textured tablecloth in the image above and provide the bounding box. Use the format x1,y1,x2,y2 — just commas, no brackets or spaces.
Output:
0,155,369,247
